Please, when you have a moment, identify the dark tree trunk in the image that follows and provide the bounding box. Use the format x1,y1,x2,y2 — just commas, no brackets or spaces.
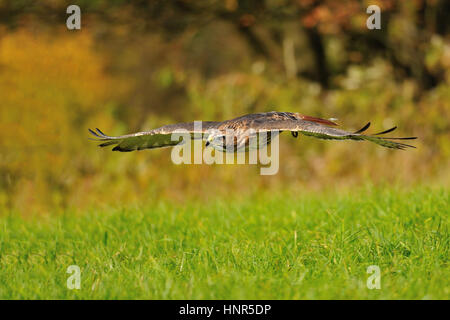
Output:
304,27,329,89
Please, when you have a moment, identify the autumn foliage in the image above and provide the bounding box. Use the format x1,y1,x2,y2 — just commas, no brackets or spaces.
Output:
0,1,448,213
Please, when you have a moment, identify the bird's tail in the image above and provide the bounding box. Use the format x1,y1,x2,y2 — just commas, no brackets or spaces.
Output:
298,114,338,126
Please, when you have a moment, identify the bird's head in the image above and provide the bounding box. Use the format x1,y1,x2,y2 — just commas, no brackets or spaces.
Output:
205,132,226,149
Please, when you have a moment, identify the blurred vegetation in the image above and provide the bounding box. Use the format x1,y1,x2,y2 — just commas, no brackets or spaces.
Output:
0,0,449,214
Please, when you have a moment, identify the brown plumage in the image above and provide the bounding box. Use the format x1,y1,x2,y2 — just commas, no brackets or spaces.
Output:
89,111,417,152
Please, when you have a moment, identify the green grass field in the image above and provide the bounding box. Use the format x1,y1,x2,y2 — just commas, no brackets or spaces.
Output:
0,187,448,299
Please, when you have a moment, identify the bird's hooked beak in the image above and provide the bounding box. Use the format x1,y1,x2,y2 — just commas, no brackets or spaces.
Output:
205,135,213,147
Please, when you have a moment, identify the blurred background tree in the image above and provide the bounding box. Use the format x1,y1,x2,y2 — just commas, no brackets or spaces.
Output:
0,0,448,213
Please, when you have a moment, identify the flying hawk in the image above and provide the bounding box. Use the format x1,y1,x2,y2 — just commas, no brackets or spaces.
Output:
89,111,417,152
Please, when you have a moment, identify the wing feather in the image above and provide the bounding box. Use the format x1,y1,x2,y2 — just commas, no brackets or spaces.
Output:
89,121,219,152
244,117,417,150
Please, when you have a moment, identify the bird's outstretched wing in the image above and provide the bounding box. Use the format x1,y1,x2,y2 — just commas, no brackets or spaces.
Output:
89,121,219,152
296,121,417,150
246,114,417,150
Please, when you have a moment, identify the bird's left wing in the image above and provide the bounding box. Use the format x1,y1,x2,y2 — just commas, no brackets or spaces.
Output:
89,121,219,152
249,118,417,150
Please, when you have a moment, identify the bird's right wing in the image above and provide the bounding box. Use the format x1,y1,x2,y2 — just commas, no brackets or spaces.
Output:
89,121,219,152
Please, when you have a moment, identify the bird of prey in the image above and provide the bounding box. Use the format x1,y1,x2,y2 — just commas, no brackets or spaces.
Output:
89,111,417,152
